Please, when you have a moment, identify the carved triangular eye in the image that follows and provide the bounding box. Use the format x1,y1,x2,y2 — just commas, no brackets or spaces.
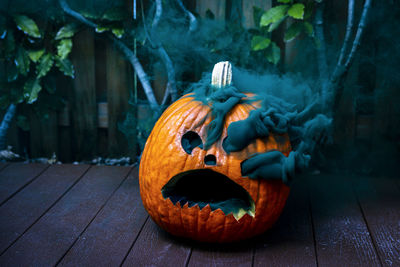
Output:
181,131,203,154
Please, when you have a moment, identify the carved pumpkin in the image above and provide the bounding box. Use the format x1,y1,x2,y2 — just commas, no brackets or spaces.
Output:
139,62,291,242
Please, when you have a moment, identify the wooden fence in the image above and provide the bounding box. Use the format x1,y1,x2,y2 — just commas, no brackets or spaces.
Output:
3,0,398,162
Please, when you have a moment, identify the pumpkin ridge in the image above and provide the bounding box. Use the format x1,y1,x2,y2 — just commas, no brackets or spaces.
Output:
176,104,209,174
139,66,292,242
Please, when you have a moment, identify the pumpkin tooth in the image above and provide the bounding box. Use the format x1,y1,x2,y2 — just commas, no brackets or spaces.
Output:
233,208,248,221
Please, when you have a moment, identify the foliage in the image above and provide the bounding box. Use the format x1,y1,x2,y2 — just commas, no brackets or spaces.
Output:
0,11,76,130
250,0,317,65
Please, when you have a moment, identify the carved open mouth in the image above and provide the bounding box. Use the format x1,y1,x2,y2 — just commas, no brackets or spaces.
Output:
161,169,255,220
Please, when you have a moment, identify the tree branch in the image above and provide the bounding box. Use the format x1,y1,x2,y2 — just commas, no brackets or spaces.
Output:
59,0,160,112
176,0,198,32
0,104,16,150
337,0,355,66
344,0,372,69
111,38,160,111
314,2,329,108
148,0,178,102
332,0,373,109
152,0,162,29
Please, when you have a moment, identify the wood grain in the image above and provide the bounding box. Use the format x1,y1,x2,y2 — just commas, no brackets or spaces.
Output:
0,163,48,206
70,29,97,160
106,44,133,157
253,176,317,267
58,168,148,266
0,163,9,172
0,166,130,266
308,174,381,266
353,176,400,266
122,219,191,267
188,242,252,267
0,164,89,254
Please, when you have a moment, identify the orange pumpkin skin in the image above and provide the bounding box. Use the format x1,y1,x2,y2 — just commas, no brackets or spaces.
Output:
139,94,291,243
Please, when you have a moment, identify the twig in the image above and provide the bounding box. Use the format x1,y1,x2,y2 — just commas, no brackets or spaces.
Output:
152,0,162,29
111,38,160,111
176,0,198,32
337,0,355,66
332,0,373,109
161,84,170,106
0,104,16,150
58,0,97,28
314,2,329,108
343,0,372,69
145,0,178,101
58,0,160,112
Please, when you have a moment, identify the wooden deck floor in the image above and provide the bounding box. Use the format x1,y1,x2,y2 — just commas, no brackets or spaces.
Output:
0,162,398,266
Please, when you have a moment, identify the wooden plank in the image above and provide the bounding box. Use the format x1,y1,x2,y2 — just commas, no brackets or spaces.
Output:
0,163,9,172
253,177,317,267
0,165,131,266
196,0,226,20
353,176,400,266
0,163,48,205
58,167,148,266
188,242,252,267
57,73,74,163
41,111,58,158
122,219,191,267
106,43,132,157
308,174,381,266
0,164,89,254
29,111,42,158
242,0,271,28
29,110,58,159
70,29,97,160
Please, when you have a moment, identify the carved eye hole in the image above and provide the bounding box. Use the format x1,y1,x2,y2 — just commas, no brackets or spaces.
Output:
181,131,203,154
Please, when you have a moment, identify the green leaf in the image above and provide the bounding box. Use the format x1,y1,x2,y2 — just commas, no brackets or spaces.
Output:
55,23,78,40
95,26,109,33
24,78,42,104
5,31,15,56
6,61,18,82
36,53,54,78
304,2,315,19
16,115,30,131
303,22,313,36
15,46,30,75
266,42,281,64
102,7,128,21
55,56,74,78
284,22,302,42
28,49,45,62
268,16,286,32
111,27,124,38
253,6,264,27
278,0,292,3
80,10,101,20
288,3,305,19
251,35,271,51
14,15,41,38
260,5,289,26
57,39,72,59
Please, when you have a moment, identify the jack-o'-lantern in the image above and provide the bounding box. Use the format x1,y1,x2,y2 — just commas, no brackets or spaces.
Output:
139,62,291,242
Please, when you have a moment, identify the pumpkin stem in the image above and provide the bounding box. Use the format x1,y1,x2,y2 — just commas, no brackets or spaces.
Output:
211,61,232,89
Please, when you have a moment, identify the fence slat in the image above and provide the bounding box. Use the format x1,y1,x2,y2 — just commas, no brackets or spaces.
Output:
70,29,97,160
196,0,226,20
106,44,133,158
242,0,271,28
